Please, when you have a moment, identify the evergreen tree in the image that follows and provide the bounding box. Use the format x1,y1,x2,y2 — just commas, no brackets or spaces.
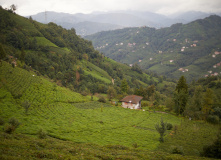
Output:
121,79,128,93
202,88,214,118
174,76,188,115
0,44,6,62
175,76,188,93
155,118,167,142
174,89,188,115
191,85,203,111
20,48,26,62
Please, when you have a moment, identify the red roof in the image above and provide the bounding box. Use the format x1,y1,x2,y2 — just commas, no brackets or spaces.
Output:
120,95,143,104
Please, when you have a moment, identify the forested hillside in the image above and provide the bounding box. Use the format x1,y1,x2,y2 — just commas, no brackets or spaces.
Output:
86,15,221,82
0,6,176,99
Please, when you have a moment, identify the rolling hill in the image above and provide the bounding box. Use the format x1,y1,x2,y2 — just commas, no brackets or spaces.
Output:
85,15,221,82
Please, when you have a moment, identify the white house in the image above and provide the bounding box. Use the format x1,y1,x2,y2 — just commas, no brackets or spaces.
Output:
120,95,143,109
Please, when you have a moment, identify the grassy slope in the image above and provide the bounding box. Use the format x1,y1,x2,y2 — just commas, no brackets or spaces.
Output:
83,60,112,83
0,62,219,159
35,37,58,48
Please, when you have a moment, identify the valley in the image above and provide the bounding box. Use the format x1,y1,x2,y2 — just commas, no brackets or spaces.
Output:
0,6,221,159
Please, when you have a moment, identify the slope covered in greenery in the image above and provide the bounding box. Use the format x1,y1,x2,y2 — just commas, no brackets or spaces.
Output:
0,61,219,160
0,7,176,98
86,15,221,82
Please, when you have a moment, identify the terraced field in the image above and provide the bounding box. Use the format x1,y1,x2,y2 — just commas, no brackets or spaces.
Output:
0,62,219,159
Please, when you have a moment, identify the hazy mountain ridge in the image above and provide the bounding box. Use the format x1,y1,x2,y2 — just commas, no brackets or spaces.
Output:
85,15,221,82
29,10,220,36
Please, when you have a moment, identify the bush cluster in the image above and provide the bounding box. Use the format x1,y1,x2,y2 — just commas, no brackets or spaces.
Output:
37,129,47,139
98,96,106,103
171,146,184,155
206,115,219,124
4,117,20,134
167,123,173,130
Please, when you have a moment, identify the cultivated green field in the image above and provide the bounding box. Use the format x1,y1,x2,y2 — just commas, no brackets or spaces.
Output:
0,62,219,159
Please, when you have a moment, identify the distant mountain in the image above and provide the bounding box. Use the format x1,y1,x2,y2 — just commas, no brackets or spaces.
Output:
29,10,220,36
85,15,221,82
71,21,123,36
169,11,217,23
29,11,160,35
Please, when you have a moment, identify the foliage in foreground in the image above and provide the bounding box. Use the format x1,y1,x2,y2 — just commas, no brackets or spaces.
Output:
157,119,219,157
201,128,221,159
0,131,213,160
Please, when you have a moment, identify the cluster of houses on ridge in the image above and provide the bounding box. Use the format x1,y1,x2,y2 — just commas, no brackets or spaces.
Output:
179,68,189,72
212,51,221,58
204,51,221,77
205,71,220,77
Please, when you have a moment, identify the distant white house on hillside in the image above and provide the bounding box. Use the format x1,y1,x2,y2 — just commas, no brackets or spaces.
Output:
120,95,143,109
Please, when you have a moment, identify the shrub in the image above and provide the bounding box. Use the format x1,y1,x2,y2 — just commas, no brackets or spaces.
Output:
171,146,184,155
4,124,16,134
4,117,20,134
0,117,4,125
206,115,219,124
22,100,31,114
37,128,47,139
132,143,138,148
167,123,173,130
98,95,106,103
8,117,20,128
202,135,221,158
213,107,221,119
81,90,88,96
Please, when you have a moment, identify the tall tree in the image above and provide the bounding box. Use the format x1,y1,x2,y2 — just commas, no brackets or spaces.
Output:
202,88,214,118
155,118,167,142
191,85,203,111
121,79,128,93
147,85,155,99
175,76,188,93
10,4,16,13
0,44,6,62
20,48,26,62
174,89,188,115
174,76,188,115
107,86,116,100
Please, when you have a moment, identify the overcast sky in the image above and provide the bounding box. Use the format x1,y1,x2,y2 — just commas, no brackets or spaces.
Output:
1,0,221,16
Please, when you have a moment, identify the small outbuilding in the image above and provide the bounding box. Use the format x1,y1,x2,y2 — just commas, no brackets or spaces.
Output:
120,95,143,109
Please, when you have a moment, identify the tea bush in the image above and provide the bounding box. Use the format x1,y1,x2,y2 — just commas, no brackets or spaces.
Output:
37,128,47,139
206,115,219,124
167,123,173,130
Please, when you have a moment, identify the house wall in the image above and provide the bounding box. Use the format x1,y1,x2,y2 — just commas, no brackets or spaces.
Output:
122,102,140,109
